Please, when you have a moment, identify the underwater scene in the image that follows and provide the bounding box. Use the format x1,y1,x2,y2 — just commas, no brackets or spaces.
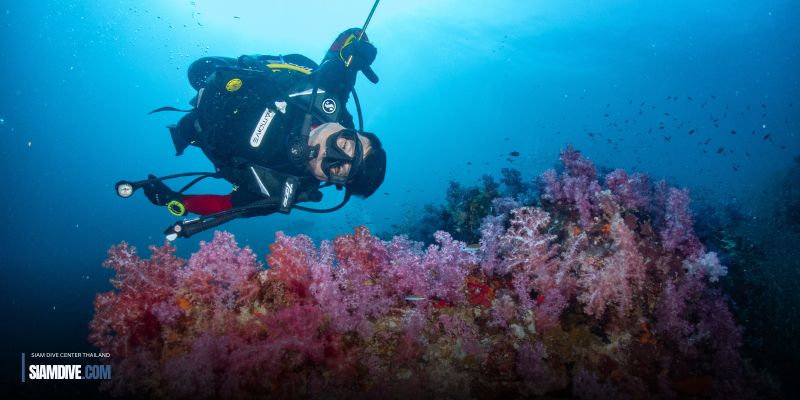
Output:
2,1,799,399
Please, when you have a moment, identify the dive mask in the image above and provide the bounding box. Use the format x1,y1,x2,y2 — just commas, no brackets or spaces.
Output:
322,128,364,186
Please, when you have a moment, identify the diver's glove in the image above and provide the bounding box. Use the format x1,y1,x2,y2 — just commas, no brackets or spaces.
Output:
143,174,187,216
342,40,377,71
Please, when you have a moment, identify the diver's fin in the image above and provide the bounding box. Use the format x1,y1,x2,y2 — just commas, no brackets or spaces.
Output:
169,125,192,156
148,106,194,115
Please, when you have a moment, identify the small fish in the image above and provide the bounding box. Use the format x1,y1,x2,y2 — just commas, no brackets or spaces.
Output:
664,136,671,141
509,151,520,157
405,295,426,301
730,130,736,135
763,133,771,140
688,129,696,135
467,161,472,165
717,147,725,154
463,244,481,253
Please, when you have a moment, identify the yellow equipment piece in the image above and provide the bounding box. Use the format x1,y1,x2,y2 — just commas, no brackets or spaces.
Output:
225,78,243,92
167,200,187,216
264,63,312,75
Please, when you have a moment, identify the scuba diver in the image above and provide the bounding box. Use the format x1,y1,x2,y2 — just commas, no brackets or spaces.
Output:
116,27,387,240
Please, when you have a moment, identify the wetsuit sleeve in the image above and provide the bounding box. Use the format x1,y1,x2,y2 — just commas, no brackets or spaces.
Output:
182,194,233,215
181,191,279,217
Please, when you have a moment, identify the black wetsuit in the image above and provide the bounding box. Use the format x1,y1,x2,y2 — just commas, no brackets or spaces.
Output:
171,53,358,210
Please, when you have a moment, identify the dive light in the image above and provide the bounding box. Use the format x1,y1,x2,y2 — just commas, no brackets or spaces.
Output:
115,180,138,198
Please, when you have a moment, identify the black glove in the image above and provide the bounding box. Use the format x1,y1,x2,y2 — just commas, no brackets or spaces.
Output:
143,175,186,216
342,40,376,71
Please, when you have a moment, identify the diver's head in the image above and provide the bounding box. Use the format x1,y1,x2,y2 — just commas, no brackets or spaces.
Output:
308,123,386,198
346,131,386,198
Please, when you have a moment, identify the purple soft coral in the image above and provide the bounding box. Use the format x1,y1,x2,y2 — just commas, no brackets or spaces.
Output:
540,145,603,228
660,187,705,257
91,146,757,400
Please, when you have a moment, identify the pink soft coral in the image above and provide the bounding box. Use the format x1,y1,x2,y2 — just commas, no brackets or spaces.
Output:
91,146,759,400
577,214,647,319
540,145,603,227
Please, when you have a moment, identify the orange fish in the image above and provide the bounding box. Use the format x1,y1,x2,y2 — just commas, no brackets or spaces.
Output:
177,297,191,312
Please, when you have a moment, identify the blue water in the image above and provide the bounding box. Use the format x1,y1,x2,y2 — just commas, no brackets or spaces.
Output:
1,0,798,396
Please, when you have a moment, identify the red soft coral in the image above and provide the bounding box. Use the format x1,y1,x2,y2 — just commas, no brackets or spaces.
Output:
266,231,317,300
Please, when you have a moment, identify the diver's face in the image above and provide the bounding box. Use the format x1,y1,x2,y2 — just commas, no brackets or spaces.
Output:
329,136,356,177
309,129,371,181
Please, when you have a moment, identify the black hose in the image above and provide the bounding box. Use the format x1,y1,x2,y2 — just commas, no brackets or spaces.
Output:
352,88,364,132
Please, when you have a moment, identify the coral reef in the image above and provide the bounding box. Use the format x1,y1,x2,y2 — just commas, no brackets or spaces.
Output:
405,168,534,245
90,146,771,399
